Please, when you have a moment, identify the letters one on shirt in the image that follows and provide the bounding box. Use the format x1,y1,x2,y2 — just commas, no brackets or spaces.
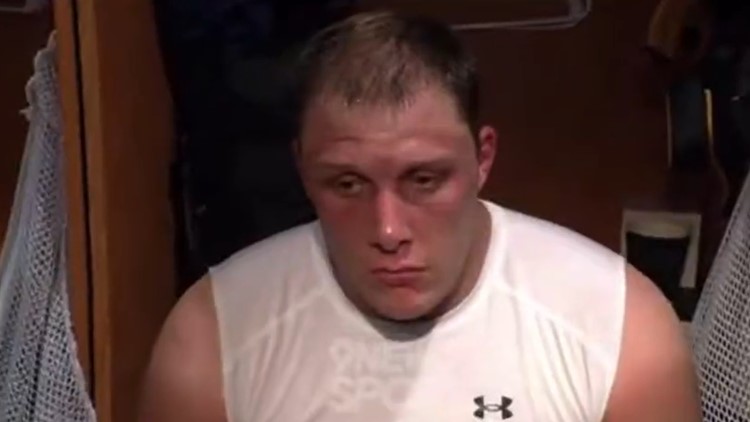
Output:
319,336,517,420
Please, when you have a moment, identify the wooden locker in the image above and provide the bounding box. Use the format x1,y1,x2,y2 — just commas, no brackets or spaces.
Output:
54,0,178,420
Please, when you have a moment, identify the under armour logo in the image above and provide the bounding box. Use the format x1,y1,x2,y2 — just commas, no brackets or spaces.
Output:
473,395,513,419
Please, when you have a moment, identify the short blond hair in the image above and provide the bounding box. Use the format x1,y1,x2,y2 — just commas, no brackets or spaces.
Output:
293,11,479,136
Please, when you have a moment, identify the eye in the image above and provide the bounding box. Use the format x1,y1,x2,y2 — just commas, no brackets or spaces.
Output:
410,171,441,192
331,174,366,197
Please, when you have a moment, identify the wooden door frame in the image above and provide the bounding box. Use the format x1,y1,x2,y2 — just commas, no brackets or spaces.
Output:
55,0,178,420
54,0,92,392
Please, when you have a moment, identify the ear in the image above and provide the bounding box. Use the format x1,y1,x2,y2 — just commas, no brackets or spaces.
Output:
476,125,497,190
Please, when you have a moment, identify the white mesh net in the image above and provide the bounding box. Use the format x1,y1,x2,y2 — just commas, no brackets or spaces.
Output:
692,169,750,421
0,33,96,421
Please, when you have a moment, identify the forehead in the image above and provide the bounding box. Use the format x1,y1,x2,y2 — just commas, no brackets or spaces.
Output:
298,86,473,160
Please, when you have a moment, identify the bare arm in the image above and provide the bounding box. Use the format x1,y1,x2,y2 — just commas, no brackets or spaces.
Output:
603,265,702,422
137,276,227,422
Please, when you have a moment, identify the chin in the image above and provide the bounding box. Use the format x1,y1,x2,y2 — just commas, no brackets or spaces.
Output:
370,292,442,322
377,309,427,323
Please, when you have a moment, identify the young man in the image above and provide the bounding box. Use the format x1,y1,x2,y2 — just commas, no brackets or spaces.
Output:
138,11,702,421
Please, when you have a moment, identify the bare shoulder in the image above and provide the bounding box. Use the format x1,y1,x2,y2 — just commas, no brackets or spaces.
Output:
137,275,227,422
603,265,702,421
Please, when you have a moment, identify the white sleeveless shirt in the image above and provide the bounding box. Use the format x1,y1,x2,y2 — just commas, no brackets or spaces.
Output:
210,201,626,421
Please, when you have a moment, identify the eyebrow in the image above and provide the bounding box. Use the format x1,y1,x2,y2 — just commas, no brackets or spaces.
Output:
402,158,455,171
313,161,360,173
314,157,455,173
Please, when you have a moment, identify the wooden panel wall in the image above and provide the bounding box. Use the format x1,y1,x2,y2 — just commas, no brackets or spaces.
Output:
0,11,51,245
472,0,669,251
72,0,177,419
369,0,669,251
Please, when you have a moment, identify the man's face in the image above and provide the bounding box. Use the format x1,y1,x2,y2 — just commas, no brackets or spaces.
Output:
296,85,496,321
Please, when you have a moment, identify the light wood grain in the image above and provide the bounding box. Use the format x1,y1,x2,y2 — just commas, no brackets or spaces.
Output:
53,0,92,391
72,0,177,419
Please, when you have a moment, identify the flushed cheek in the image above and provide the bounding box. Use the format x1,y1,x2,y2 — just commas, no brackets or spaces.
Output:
317,210,372,257
318,204,372,237
416,205,474,250
322,222,366,255
413,200,468,231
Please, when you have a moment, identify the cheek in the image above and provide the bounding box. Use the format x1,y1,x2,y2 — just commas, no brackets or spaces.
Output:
415,180,478,244
421,174,477,215
311,193,367,243
312,190,359,221
415,206,469,243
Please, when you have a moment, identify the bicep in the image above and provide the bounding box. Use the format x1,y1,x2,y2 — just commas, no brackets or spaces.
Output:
137,278,227,422
603,266,701,422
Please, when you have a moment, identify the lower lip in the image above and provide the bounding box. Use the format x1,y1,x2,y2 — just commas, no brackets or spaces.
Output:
372,270,424,287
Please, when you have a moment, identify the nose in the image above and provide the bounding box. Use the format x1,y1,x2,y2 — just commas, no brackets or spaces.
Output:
371,190,412,254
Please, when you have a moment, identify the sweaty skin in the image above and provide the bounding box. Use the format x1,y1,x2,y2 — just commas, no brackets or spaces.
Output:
295,87,496,322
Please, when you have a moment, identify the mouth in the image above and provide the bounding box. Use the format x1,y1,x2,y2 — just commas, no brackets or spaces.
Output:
371,267,426,287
